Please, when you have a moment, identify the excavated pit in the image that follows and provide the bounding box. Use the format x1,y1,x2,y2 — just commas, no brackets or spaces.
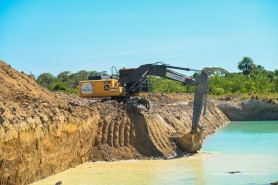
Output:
0,61,229,185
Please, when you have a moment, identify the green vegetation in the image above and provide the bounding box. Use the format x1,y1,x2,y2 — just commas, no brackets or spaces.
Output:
36,57,278,98
36,70,108,94
149,58,278,96
148,76,195,93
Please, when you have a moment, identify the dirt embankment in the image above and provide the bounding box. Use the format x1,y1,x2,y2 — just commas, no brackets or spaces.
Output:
0,61,229,185
217,99,278,121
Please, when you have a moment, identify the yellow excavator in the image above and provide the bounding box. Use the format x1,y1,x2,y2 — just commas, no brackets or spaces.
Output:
78,62,209,153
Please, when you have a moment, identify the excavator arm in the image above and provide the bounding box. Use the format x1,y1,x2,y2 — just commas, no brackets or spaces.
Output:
177,70,209,152
119,63,209,152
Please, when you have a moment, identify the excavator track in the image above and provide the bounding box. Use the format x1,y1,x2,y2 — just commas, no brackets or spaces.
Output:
111,96,150,110
126,97,150,110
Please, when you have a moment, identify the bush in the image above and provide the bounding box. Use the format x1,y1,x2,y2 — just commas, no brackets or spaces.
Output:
212,87,225,95
50,82,67,92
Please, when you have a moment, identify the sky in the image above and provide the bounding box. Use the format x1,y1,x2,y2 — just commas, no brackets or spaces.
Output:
0,0,277,77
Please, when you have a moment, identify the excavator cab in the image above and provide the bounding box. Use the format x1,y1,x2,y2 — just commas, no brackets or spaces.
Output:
119,68,150,94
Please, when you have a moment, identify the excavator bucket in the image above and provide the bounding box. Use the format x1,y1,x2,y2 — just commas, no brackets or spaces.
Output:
177,132,203,153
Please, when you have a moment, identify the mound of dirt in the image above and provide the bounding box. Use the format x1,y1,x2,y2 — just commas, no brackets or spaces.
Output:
0,60,229,185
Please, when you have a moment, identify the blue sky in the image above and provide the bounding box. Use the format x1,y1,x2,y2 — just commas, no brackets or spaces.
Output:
0,0,277,76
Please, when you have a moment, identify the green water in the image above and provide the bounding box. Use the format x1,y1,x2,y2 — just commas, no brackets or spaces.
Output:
200,121,278,185
32,121,278,185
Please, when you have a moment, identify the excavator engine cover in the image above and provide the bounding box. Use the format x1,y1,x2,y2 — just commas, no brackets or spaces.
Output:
177,132,203,153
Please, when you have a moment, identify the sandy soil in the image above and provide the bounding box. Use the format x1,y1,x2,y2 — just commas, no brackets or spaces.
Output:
0,60,229,185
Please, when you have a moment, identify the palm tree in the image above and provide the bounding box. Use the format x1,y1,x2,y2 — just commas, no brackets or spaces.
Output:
238,57,255,76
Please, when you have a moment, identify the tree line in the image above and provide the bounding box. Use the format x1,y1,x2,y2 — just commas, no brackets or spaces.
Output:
36,57,278,95
36,70,108,94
